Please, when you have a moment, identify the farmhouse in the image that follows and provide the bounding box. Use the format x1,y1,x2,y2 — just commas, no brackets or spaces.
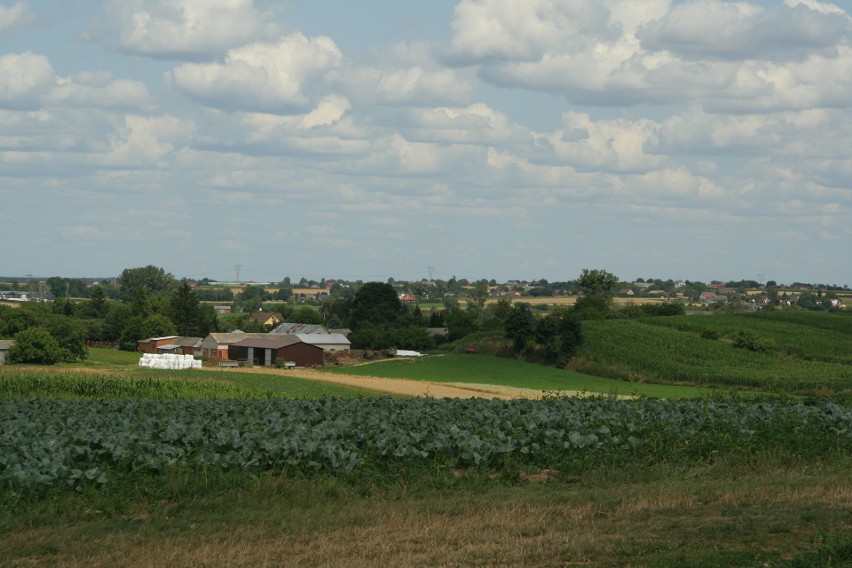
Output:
228,336,324,367
0,339,14,365
699,292,720,303
249,311,284,327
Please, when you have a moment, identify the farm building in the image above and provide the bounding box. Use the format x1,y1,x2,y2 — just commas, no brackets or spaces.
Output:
228,336,324,367
137,336,180,354
199,332,269,359
154,336,202,356
293,333,351,353
138,335,202,355
0,339,14,365
249,311,284,327
269,322,330,335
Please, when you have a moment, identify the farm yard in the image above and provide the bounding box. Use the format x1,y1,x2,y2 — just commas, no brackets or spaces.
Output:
3,310,852,566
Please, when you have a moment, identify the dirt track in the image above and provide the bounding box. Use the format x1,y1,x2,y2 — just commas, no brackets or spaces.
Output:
206,365,542,399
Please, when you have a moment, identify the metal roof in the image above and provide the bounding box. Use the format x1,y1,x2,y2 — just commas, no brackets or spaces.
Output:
294,333,350,345
232,336,314,349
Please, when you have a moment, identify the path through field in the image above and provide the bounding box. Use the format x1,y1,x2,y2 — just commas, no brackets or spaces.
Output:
208,365,546,399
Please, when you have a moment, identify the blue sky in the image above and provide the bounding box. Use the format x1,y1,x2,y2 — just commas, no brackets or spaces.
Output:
1,0,850,285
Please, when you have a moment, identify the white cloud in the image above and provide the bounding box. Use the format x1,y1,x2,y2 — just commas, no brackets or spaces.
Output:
0,1,30,32
337,43,477,107
446,0,852,112
0,54,153,113
0,52,54,107
168,34,342,113
105,114,194,166
446,0,616,63
532,111,665,172
107,0,276,58
637,0,849,61
47,72,152,110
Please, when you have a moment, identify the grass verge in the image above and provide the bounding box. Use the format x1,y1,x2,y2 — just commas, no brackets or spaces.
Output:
2,462,851,567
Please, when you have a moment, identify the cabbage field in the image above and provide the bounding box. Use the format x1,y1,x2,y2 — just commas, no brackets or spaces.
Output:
3,397,851,496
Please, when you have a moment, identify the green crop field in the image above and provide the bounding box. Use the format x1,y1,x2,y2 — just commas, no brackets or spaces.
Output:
0,366,378,400
331,354,719,398
575,312,852,395
3,315,852,566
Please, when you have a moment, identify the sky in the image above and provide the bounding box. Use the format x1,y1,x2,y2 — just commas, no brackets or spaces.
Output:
0,0,850,286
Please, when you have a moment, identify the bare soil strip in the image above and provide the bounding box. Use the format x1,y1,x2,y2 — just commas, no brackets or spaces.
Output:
208,366,539,399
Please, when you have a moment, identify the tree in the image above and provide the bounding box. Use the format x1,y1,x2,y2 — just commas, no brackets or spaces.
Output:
118,265,175,300
8,328,66,365
42,314,87,360
169,281,202,336
576,268,619,297
88,285,108,318
118,314,177,351
505,303,536,353
348,282,403,328
467,282,489,314
237,285,266,313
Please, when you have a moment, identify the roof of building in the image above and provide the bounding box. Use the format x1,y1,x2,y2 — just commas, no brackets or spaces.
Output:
0,340,15,350
249,311,284,323
269,322,329,335
294,333,350,345
232,335,321,350
139,335,179,342
202,332,269,346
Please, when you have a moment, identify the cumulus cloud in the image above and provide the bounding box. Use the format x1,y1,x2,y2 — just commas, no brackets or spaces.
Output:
0,53,152,113
446,0,852,112
168,34,342,114
107,0,276,58
0,1,31,32
47,71,152,110
0,52,54,108
637,0,850,61
445,0,616,63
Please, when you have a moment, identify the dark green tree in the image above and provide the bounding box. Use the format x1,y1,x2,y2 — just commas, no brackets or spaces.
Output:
169,281,202,336
505,303,536,353
576,268,619,297
118,265,176,300
8,327,66,365
88,285,108,318
348,282,403,328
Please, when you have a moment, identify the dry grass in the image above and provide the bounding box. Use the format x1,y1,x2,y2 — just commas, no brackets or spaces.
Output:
4,466,851,567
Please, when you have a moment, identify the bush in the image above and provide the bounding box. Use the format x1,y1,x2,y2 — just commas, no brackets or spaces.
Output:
732,329,775,353
8,328,68,365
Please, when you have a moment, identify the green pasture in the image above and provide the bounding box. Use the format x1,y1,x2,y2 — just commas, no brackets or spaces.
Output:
328,354,720,399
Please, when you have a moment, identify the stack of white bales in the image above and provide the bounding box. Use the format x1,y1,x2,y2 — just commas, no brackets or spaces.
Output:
138,353,202,370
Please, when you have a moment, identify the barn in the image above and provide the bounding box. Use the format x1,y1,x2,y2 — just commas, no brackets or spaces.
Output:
228,336,324,367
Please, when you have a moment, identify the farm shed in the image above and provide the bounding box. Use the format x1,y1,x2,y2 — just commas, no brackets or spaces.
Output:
269,322,330,335
293,333,351,353
228,336,324,367
0,339,14,365
199,332,269,359
155,336,202,356
137,336,179,354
